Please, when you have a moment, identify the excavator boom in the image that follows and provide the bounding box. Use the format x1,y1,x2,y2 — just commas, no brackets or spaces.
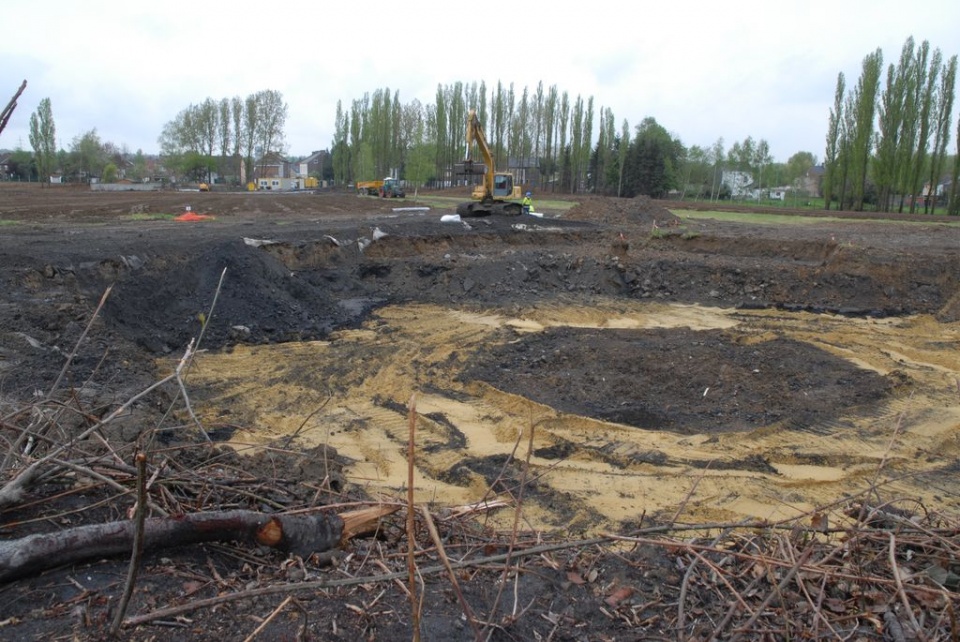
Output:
0,80,27,139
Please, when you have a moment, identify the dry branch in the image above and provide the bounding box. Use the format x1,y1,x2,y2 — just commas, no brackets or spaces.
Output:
0,509,356,583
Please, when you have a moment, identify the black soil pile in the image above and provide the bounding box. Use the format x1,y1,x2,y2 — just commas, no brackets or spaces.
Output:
101,240,358,354
464,326,895,434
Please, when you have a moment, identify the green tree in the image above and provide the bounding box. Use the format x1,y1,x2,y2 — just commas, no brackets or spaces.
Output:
102,162,118,183
680,145,713,200
894,38,925,213
231,96,245,183
927,55,957,213
823,73,845,210
849,49,883,211
70,129,107,181
623,117,680,198
433,85,447,187
130,149,147,182
331,100,350,185
252,89,287,178
242,93,257,181
217,97,232,181
28,98,56,186
907,45,940,212
7,148,35,180
709,138,725,201
950,111,960,215
785,151,816,200
753,138,773,196
874,45,909,211
618,119,630,197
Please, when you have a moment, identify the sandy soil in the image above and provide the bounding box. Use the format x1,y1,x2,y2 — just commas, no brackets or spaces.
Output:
1,183,959,640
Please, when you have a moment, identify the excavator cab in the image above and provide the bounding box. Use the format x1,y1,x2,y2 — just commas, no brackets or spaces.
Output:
493,173,513,198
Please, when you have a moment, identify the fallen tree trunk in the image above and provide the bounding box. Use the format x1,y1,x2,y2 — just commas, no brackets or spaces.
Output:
0,507,393,583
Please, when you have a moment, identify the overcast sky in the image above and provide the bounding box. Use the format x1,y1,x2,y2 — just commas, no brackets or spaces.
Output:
2,0,958,164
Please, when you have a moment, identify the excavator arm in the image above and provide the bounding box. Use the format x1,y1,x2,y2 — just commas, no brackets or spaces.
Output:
464,109,495,201
0,80,27,139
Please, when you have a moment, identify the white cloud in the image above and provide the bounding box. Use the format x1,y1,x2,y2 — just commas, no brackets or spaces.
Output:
2,0,958,163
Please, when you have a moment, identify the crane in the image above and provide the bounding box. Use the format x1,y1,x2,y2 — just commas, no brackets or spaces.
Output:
456,109,522,217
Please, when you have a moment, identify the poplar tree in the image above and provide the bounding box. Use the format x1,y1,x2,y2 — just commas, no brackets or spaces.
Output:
875,46,909,212
231,96,244,182
849,49,882,211
895,38,924,213
950,112,960,215
331,100,350,185
926,55,957,213
217,98,231,180
907,46,940,212
823,73,845,210
433,84,446,186
28,98,56,186
710,138,725,201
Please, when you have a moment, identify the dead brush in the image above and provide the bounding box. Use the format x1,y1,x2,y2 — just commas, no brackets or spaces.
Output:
2,280,960,640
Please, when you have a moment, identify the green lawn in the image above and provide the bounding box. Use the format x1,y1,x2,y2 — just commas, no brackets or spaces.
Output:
670,208,960,228
129,212,177,221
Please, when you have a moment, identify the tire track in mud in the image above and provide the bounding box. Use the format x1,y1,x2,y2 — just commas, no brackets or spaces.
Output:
185,300,960,533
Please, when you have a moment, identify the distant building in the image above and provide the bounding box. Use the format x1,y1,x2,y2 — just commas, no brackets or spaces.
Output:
299,150,331,185
721,170,753,198
800,165,824,197
921,175,952,207
254,152,304,190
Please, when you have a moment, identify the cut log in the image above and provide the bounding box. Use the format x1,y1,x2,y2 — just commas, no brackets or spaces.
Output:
0,506,396,583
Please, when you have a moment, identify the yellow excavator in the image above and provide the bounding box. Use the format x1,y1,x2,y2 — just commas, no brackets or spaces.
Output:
457,109,522,217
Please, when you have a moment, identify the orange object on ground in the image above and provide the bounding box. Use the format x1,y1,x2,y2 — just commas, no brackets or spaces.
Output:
174,212,215,222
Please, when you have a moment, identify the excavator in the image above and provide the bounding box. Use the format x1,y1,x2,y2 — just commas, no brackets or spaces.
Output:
456,109,522,217
0,80,27,140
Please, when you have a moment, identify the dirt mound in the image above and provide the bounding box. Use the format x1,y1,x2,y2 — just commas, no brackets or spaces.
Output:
101,239,359,354
464,326,893,434
563,194,682,227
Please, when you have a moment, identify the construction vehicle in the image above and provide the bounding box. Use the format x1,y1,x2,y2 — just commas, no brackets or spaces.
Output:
356,177,405,198
380,177,405,198
356,179,384,196
0,80,27,139
457,109,522,217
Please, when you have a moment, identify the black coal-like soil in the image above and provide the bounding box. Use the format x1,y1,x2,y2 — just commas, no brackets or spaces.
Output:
464,326,893,435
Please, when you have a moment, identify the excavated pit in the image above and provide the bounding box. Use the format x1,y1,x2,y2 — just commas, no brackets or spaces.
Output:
2,188,960,532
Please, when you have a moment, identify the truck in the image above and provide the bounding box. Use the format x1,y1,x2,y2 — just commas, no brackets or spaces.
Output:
456,109,522,217
356,177,405,198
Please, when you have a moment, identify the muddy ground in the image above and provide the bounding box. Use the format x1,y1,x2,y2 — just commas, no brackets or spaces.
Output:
1,183,959,640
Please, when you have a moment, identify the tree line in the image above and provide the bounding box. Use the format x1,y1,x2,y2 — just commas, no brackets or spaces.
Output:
158,89,287,184
6,89,289,186
8,122,149,185
331,81,822,203
330,81,598,194
12,34,957,212
824,36,959,214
